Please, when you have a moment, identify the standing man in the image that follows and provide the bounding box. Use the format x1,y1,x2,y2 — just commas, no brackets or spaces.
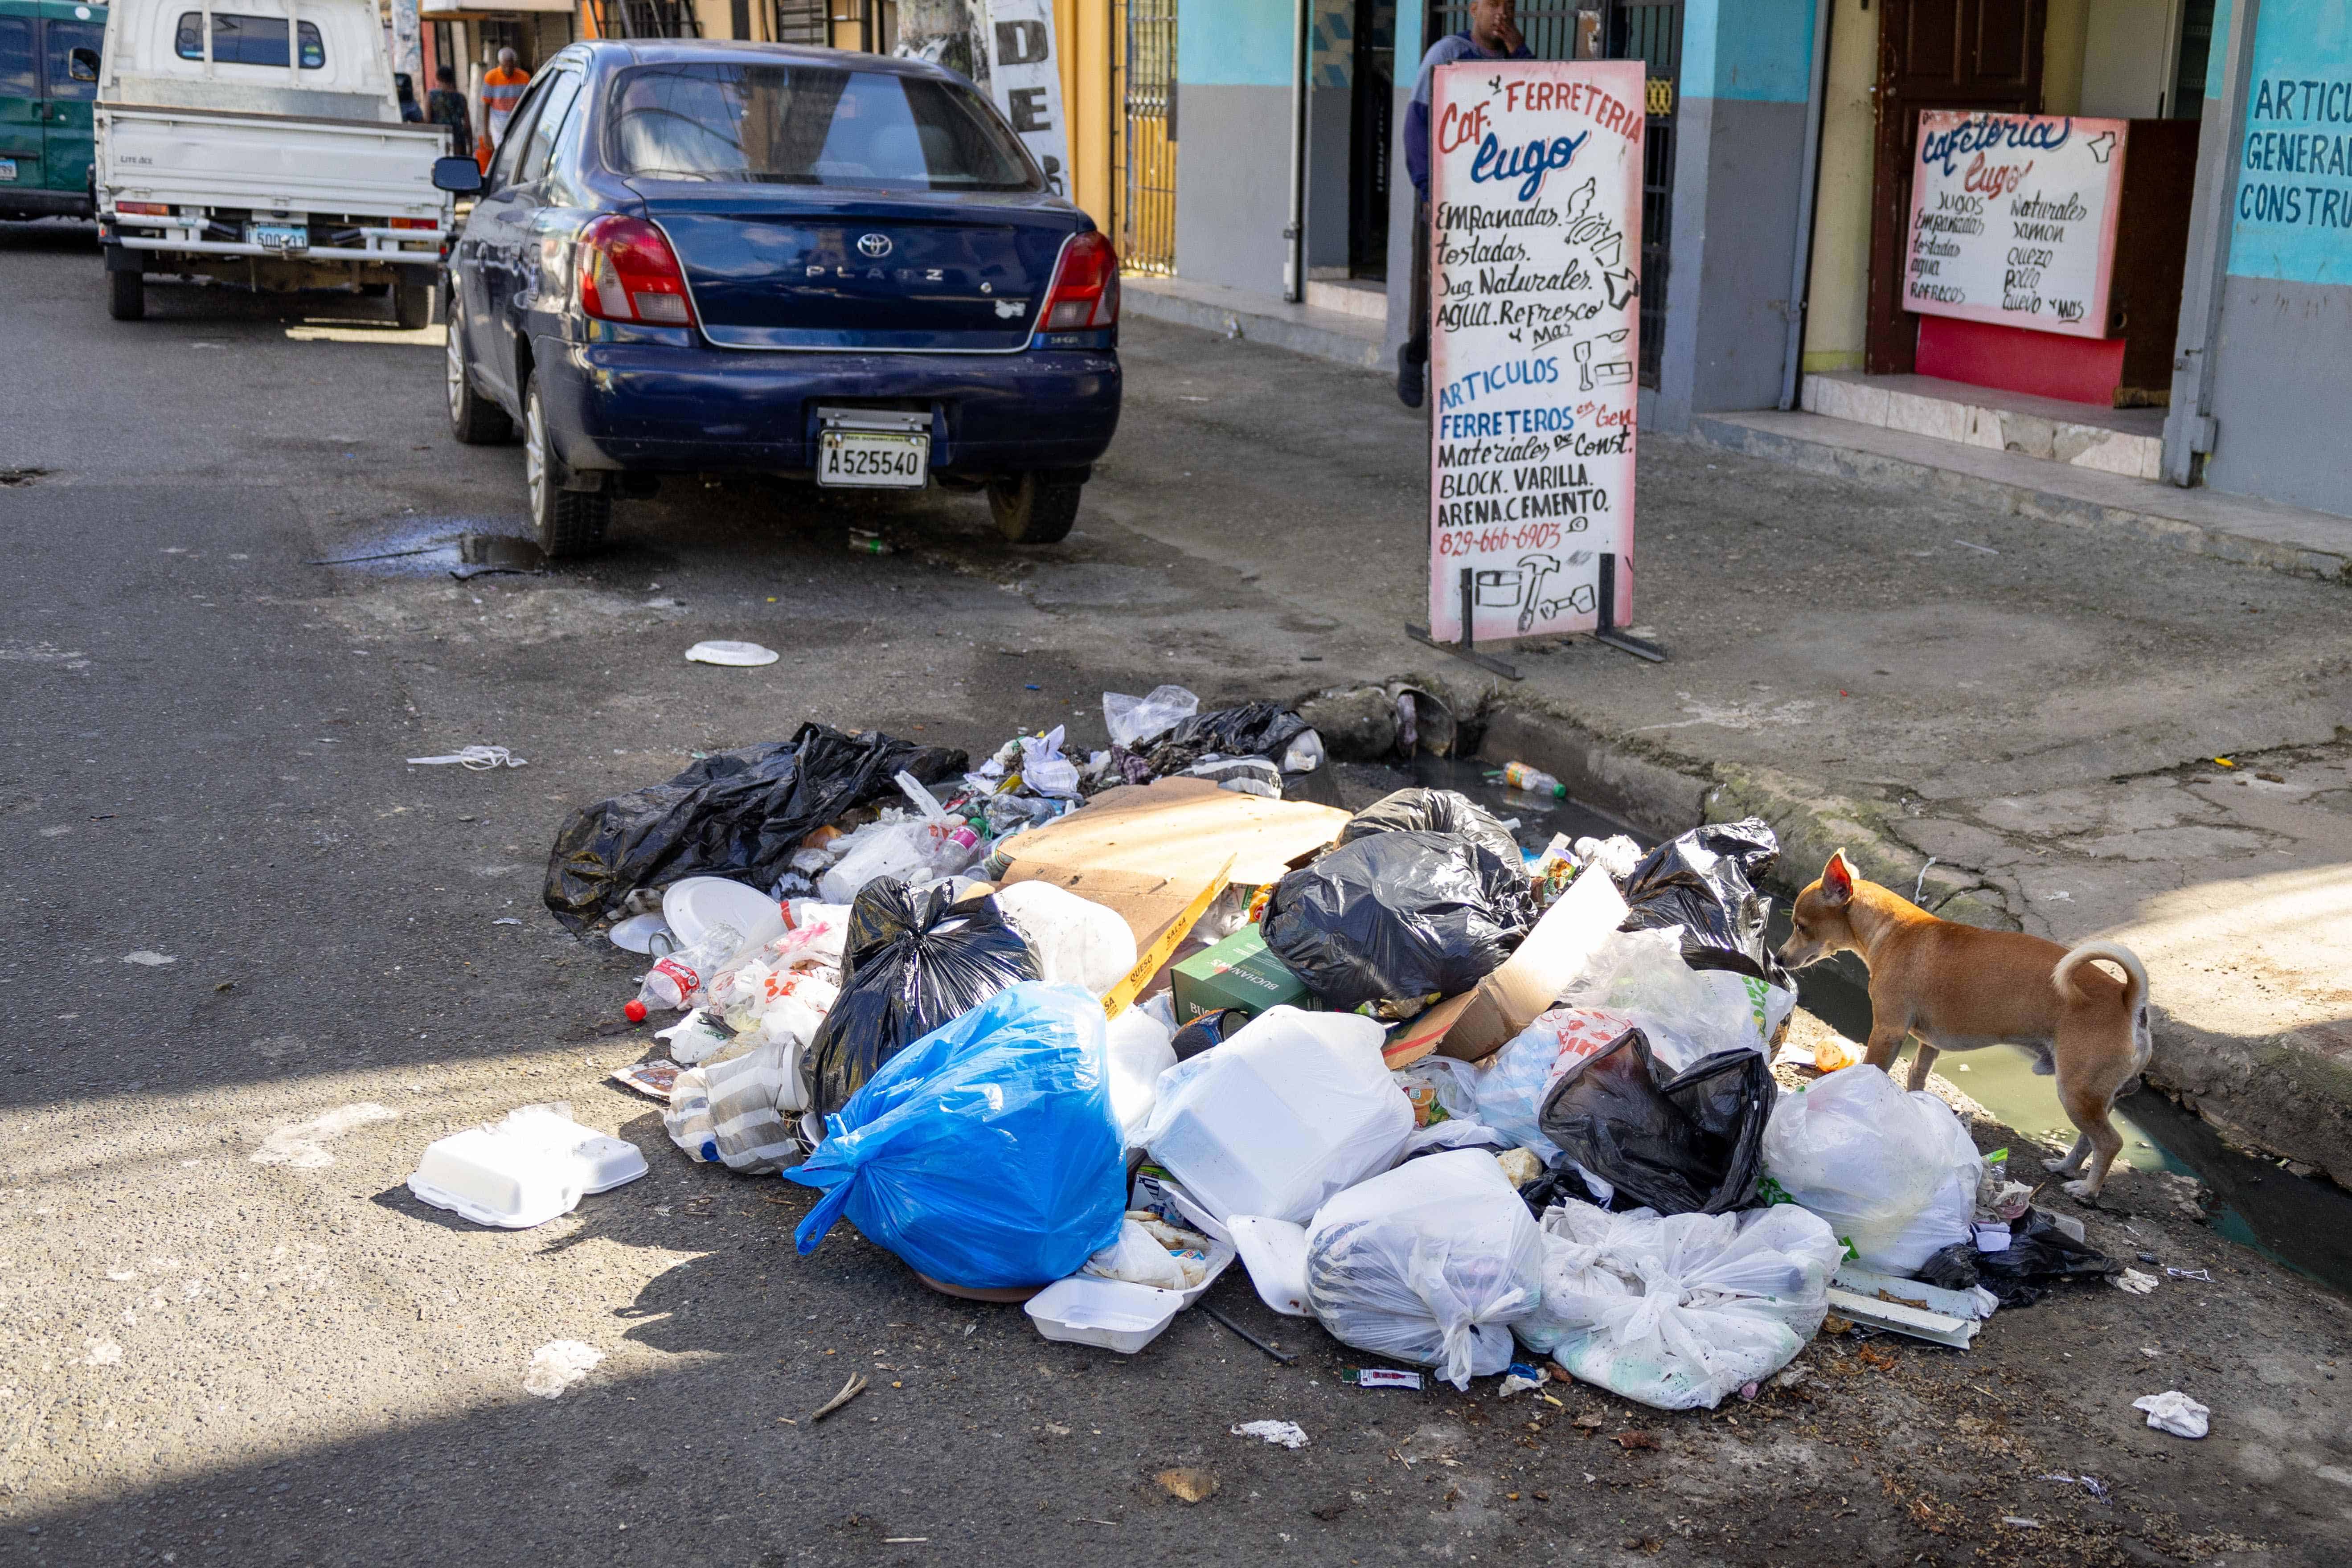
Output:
1397,0,1530,408
479,47,530,171
427,63,473,159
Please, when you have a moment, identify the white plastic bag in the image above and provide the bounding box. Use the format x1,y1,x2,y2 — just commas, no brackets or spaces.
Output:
1083,1215,1211,1291
1515,1200,1845,1409
1105,1005,1177,1147
1302,1148,1546,1390
1471,1005,1643,1159
1103,684,1200,749
1760,1064,1983,1274
1019,725,1082,798
1139,1007,1413,1224
994,881,1139,995
1557,928,1795,1073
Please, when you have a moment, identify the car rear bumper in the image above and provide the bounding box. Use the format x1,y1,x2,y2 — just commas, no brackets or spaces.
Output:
1,188,95,220
537,336,1123,476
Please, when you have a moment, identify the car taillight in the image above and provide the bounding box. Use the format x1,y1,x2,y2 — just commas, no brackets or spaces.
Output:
1040,231,1119,330
389,217,436,231
577,214,695,328
117,201,170,216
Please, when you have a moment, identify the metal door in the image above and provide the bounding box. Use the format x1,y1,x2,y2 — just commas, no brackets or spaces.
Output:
40,6,102,202
1423,4,1680,385
770,0,826,44
1115,0,1176,274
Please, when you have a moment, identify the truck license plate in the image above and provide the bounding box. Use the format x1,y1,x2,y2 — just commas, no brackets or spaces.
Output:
0,158,16,182
252,223,308,252
817,429,930,489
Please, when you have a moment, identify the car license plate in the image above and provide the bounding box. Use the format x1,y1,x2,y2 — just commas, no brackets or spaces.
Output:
817,429,930,489
0,158,16,182
252,223,308,253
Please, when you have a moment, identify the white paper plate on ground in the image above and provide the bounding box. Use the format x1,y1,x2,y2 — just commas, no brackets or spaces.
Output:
608,913,676,954
662,876,785,951
685,640,780,667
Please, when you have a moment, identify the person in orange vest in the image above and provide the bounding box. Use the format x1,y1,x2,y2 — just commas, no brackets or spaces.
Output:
478,48,529,172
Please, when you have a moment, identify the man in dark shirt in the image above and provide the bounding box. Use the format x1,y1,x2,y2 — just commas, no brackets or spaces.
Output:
426,64,473,160
1397,0,1531,407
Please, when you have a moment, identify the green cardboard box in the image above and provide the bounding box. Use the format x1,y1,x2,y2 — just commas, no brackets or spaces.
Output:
1171,924,1320,1023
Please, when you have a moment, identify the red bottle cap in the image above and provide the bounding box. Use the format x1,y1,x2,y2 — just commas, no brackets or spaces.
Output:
623,998,647,1023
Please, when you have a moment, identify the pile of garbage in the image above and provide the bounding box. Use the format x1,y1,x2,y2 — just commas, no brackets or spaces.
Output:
405,687,2122,1412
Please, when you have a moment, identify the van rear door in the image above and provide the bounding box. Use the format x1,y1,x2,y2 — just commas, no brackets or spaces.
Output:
0,9,46,197
40,4,104,201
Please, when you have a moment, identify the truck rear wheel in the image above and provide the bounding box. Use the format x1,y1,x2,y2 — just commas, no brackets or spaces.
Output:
107,267,144,322
393,279,433,330
988,471,1083,545
524,375,610,559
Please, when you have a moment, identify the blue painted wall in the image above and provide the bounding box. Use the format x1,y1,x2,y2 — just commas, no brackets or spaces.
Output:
1176,0,1295,87
2225,0,2352,285
1680,0,1816,104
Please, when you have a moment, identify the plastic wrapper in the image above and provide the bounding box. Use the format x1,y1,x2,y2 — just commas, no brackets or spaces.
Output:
993,881,1139,995
1556,927,1795,1073
1760,1064,1984,1274
1537,1029,1777,1216
1471,1005,1644,1161
803,880,1041,1117
1619,818,1791,985
1918,1208,2119,1307
543,724,966,932
1083,1215,1212,1291
1302,1148,1547,1390
663,1035,807,1175
786,983,1126,1290
1515,1200,1846,1409
1103,684,1201,749
1261,830,1536,1016
1336,787,1522,869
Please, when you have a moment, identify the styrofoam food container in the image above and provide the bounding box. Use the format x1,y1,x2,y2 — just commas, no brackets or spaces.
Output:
407,1107,648,1229
662,876,785,952
1024,1237,1237,1354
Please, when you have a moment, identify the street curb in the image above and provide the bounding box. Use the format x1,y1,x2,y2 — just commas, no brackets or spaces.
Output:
1688,413,2352,586
1470,691,2352,1185
1123,286,1387,372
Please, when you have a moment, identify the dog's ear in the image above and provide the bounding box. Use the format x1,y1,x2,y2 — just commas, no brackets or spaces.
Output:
1820,850,1856,907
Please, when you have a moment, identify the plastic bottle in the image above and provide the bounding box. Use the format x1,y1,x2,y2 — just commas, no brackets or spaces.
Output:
1502,761,1567,799
623,922,744,1022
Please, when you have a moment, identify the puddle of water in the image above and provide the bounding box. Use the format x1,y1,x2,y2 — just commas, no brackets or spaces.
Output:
305,521,539,578
1319,750,2352,1294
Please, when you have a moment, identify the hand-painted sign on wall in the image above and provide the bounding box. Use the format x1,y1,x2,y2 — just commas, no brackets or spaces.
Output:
2227,0,2352,288
1903,111,2128,340
985,0,1071,197
1425,58,1643,644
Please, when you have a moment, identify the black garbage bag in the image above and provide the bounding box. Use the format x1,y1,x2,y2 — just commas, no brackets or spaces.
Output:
805,880,1042,1117
1918,1208,2119,1308
1535,1028,1776,1216
1619,818,1790,984
543,725,965,931
1337,787,1522,869
1136,702,1311,776
1261,829,1536,1016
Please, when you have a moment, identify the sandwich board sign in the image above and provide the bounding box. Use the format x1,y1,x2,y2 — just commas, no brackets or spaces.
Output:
1425,58,1644,649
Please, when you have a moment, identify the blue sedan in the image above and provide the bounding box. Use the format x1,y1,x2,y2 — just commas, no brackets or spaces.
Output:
432,41,1122,554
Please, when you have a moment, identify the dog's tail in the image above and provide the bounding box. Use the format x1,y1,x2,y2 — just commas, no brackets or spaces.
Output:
2053,940,2149,1022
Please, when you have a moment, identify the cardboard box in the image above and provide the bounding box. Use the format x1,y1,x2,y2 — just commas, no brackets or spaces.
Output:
998,777,1349,954
1171,925,1320,1023
1383,867,1630,1067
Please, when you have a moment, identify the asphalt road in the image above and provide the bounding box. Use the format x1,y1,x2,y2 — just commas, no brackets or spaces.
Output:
6,222,2348,1568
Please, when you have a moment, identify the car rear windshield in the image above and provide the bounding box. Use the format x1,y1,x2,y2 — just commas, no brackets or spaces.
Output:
174,14,326,69
608,62,1041,192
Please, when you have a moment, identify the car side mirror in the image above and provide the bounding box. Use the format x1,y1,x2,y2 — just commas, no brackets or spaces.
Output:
69,46,100,82
432,155,484,194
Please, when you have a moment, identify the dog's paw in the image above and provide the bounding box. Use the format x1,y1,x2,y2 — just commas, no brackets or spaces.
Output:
2043,1156,2077,1175
2063,1178,2102,1203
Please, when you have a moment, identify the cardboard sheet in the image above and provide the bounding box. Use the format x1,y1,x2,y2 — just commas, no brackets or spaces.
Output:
1384,868,1631,1067
1000,778,1349,951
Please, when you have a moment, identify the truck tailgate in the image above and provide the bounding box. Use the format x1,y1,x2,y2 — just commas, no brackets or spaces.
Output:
101,107,447,216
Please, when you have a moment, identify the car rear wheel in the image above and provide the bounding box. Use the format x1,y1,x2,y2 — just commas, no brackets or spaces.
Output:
524,374,610,559
446,292,513,445
393,278,434,330
107,267,144,322
988,471,1083,545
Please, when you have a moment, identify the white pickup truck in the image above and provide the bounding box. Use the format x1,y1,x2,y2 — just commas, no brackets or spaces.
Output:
92,0,455,322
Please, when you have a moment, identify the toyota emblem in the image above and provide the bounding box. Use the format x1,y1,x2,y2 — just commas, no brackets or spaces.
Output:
857,233,892,258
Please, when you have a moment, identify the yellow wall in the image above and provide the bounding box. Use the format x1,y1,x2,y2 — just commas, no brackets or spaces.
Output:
1800,0,1877,373
2045,0,2089,114
1056,0,1113,231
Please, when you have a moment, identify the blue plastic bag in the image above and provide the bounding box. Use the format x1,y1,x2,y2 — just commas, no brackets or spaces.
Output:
785,982,1127,1290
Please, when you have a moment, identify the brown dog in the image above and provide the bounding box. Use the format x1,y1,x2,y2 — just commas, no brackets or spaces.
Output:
1775,851,2151,1200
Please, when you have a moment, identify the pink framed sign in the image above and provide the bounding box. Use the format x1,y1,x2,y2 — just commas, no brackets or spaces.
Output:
1903,111,2130,340
1425,58,1643,643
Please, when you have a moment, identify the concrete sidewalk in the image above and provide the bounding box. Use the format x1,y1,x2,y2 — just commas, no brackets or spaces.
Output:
1089,317,2352,1187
